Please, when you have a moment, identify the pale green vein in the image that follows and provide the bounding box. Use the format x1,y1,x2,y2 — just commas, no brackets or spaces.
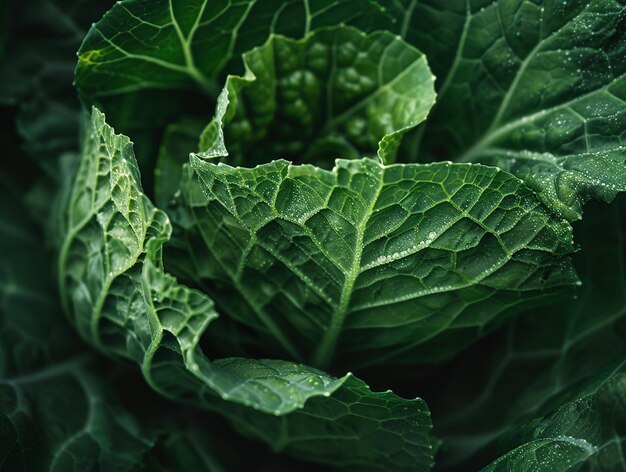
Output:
312,166,385,368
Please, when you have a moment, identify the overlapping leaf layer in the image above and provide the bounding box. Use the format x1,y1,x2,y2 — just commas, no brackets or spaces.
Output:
2,0,626,470
57,109,434,471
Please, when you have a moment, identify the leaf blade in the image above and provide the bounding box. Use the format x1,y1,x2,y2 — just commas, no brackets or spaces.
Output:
181,152,578,369
391,0,626,220
57,107,435,471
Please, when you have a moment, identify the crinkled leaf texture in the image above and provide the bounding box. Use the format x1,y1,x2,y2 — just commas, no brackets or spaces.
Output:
198,26,436,165
168,23,579,370
183,156,578,370
75,0,395,99
0,171,317,472
0,179,156,471
57,108,434,471
389,0,626,221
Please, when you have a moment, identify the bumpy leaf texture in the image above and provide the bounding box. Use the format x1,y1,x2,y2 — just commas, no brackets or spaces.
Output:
75,0,396,98
58,108,435,471
168,26,578,370
197,26,436,165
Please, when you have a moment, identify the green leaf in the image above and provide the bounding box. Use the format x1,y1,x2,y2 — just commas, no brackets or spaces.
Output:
481,372,626,471
423,195,626,469
0,168,323,472
483,439,597,472
73,1,402,156
197,26,436,166
75,0,395,100
58,108,435,471
179,151,577,370
0,177,156,472
391,0,626,220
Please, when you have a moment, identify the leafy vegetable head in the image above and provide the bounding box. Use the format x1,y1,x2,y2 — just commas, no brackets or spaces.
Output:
2,0,626,470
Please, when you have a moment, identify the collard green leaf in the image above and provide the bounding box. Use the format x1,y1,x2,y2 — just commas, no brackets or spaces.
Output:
75,0,395,100
423,195,626,469
0,178,156,472
179,148,578,370
58,108,434,471
0,171,324,472
391,0,626,220
59,107,333,414
481,372,626,471
198,26,436,166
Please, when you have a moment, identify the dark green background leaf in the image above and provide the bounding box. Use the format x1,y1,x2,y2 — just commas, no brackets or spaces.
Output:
482,372,626,471
0,0,111,173
420,194,626,470
390,0,626,220
0,176,156,471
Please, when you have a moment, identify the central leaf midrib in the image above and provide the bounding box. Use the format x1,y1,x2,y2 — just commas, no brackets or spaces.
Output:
424,1,599,165
190,168,304,362
312,165,385,368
